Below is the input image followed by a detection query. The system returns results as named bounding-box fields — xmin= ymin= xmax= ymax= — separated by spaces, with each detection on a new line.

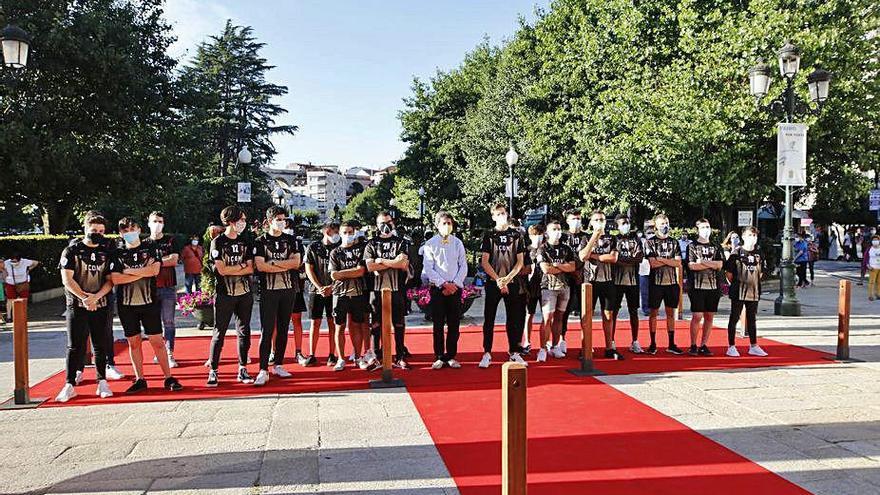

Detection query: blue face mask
xmin=122 ymin=232 xmax=140 ymax=244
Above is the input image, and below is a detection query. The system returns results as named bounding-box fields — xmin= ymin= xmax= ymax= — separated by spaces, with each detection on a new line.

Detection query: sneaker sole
xmin=206 ymin=382 xmax=219 ymax=387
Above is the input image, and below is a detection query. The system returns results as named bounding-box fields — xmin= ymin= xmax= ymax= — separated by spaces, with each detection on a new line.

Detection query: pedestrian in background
xmin=181 ymin=235 xmax=204 ymax=294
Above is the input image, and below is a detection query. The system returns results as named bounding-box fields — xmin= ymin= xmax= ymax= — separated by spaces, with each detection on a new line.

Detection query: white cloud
xmin=163 ymin=0 xmax=236 ymax=62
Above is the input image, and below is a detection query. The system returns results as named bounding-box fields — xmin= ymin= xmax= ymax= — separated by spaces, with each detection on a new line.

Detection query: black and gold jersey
xmin=581 ymin=233 xmax=617 ymax=283
xmin=614 ymin=233 xmax=644 ymax=286
xmin=645 ymin=237 xmax=681 ymax=286
xmin=253 ymin=232 xmax=301 ymax=292
xmin=210 ymin=234 xmax=252 ymax=297
xmin=305 ymin=240 xmax=340 ymax=292
xmin=480 ymin=227 xmax=526 ymax=292
xmin=364 ymin=235 xmax=410 ymax=292
xmin=112 ymin=243 xmax=160 ymax=306
xmin=329 ymin=243 xmax=366 ymax=296
xmin=59 ymin=240 xmax=115 ymax=309
xmin=537 ymin=243 xmax=575 ymax=290
xmin=687 ymin=241 xmax=724 ymax=291
xmin=725 ymin=247 xmax=762 ymax=301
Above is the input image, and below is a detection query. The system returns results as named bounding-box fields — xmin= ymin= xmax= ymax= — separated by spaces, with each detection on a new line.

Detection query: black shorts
xmin=526 ymin=292 xmax=540 ymax=315
xmin=292 ymin=291 xmax=306 ymax=313
xmin=613 ymin=285 xmax=640 ymax=314
xmin=309 ymin=293 xmax=333 ymax=320
xmin=370 ymin=290 xmax=406 ymax=329
xmin=118 ymin=303 xmax=162 ymax=338
xmin=333 ymin=294 xmax=368 ymax=325
xmin=648 ymin=284 xmax=680 ymax=310
xmin=591 ymin=281 xmax=616 ymax=312
xmin=689 ymin=288 xmax=721 ymax=313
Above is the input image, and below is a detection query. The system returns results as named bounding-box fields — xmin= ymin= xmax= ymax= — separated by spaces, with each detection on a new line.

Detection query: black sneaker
xmin=667 ymin=345 xmax=685 ymax=355
xmin=393 ymin=359 xmax=409 ymax=370
xmin=645 ymin=343 xmax=658 ymax=355
xmin=297 ymin=352 xmax=309 ymax=366
xmin=688 ymin=344 xmax=699 ymax=356
xmin=237 ymin=367 xmax=254 ymax=384
xmin=207 ymin=370 xmax=219 ymax=387
xmin=326 ymin=354 xmax=338 ymax=367
xmin=304 ymin=355 xmax=318 ymax=367
xmin=520 ymin=344 xmax=532 ymax=356
xmin=164 ymin=377 xmax=183 ymax=391
xmin=603 ymin=349 xmax=616 ymax=359
xmin=612 ymin=350 xmax=626 ymax=361
xmin=402 ymin=347 xmax=413 ymax=359
xmin=698 ymin=345 xmax=713 ymax=356
xmin=367 ymin=361 xmax=383 ymax=372
xmin=126 ymin=378 xmax=148 ymax=394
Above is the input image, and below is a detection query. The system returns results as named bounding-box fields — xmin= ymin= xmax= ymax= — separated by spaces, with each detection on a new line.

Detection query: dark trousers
xmin=727 ymin=299 xmax=758 ymax=346
xmin=371 ymin=290 xmax=407 ymax=360
xmin=560 ymin=281 xmax=580 ymax=337
xmin=209 ymin=292 xmax=254 ymax=369
xmin=795 ymin=262 xmax=808 ymax=287
xmin=430 ymin=287 xmax=461 ymax=360
xmin=482 ymin=282 xmax=525 ymax=354
xmin=259 ymin=288 xmax=295 ymax=370
xmin=66 ymin=306 xmax=110 ymax=385
xmin=808 ymin=261 xmax=815 ymax=282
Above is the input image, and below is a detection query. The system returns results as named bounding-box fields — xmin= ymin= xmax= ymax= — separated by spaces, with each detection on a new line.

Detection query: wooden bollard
xmin=676 ymin=265 xmax=684 ymax=320
xmin=569 ymin=283 xmax=603 ymax=376
xmin=1 ymin=299 xmax=47 ymax=409
xmin=502 ymin=361 xmax=527 ymax=495
xmin=369 ymin=288 xmax=404 ymax=388
xmin=837 ymin=279 xmax=851 ymax=361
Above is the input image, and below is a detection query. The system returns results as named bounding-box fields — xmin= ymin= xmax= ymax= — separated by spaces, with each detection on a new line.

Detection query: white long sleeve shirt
xmin=421 ymin=234 xmax=468 ymax=288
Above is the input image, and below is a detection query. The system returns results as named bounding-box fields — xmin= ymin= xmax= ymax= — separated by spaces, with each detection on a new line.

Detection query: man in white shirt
xmin=4 ymin=253 xmax=39 ymax=322
xmin=422 ymin=211 xmax=468 ymax=369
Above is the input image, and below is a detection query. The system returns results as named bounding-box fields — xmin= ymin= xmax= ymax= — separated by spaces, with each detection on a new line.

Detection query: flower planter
xmin=193 ymin=304 xmax=214 ymax=330
xmin=418 ymin=295 xmax=478 ymax=321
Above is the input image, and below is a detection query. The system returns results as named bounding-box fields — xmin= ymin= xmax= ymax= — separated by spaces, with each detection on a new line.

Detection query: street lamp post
xmin=505 ymin=145 xmax=519 ymax=217
xmin=748 ymin=41 xmax=832 ymax=316
xmin=417 ymin=186 xmax=426 ymax=228
xmin=1 ymin=25 xmax=31 ymax=69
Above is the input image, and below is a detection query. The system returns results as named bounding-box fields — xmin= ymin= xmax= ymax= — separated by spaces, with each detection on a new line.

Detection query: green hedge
xmin=0 ymin=235 xmax=77 ymax=292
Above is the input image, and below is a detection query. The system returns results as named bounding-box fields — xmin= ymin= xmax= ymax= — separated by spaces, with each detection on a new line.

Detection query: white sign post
xmin=505 ymin=178 xmax=519 ymax=198
xmin=237 ymin=182 xmax=252 ymax=203
xmin=869 ymin=189 xmax=880 ymax=211
xmin=776 ymin=123 xmax=808 ymax=187
xmin=737 ymin=211 xmax=754 ymax=227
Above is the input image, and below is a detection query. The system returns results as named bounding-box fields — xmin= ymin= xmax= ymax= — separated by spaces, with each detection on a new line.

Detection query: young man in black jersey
xmin=687 ymin=218 xmax=724 ymax=356
xmin=110 ymin=217 xmax=182 ymax=393
xmin=145 ymin=211 xmax=180 ymax=368
xmin=536 ymin=219 xmax=576 ymax=362
xmin=559 ymin=209 xmax=585 ymax=351
xmin=282 ymin=218 xmax=309 ymax=366
xmin=252 ymin=206 xmax=302 ymax=385
xmin=523 ymin=224 xmax=545 ymax=355
xmin=364 ymin=211 xmax=410 ymax=369
xmin=55 ymin=214 xmax=117 ymax=402
xmin=304 ymin=221 xmax=340 ymax=366
xmin=479 ymin=203 xmax=528 ymax=368
xmin=207 ymin=206 xmax=255 ymax=386
xmin=329 ymin=220 xmax=368 ymax=371
xmin=725 ymin=226 xmax=768 ymax=357
xmin=645 ymin=213 xmax=684 ymax=355
xmin=612 ymin=213 xmax=644 ymax=354
xmin=579 ymin=210 xmax=622 ymax=359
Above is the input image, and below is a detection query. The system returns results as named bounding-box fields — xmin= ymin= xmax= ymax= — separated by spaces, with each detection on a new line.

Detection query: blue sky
xmin=163 ymin=0 xmax=548 ymax=171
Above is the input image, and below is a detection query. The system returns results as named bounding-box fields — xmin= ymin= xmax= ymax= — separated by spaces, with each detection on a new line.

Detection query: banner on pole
xmin=776 ymin=123 xmax=808 ymax=187
xmin=737 ymin=211 xmax=754 ymax=227
xmin=869 ymin=189 xmax=880 ymax=211
xmin=237 ymin=182 xmax=252 ymax=203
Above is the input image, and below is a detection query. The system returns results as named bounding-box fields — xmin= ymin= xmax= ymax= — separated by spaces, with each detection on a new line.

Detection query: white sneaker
xmin=357 ymin=357 xmax=368 ymax=370
xmin=254 ymin=370 xmax=269 ymax=386
xmin=509 ymin=353 xmax=529 ymax=367
xmin=363 ymin=349 xmax=376 ymax=363
xmin=536 ymin=348 xmax=548 ymax=362
xmin=55 ymin=383 xmax=77 ymax=403
xmin=96 ymin=380 xmax=113 ymax=398
xmin=726 ymin=346 xmax=740 ymax=357
xmin=551 ymin=346 xmax=566 ymax=359
xmin=630 ymin=341 xmax=644 ymax=354
xmin=105 ymin=365 xmax=125 ymax=380
xmin=447 ymin=359 xmax=461 ymax=369
xmin=168 ymin=355 xmax=178 ymax=368
xmin=333 ymin=359 xmax=345 ymax=372
xmin=431 ymin=359 xmax=445 ymax=369
xmin=272 ymin=365 xmax=292 ymax=378
xmin=348 ymin=353 xmax=357 ymax=362
xmin=478 ymin=352 xmax=492 ymax=368
xmin=748 ymin=345 xmax=768 ymax=357
xmin=74 ymin=370 xmax=84 ymax=386
xmin=559 ymin=339 xmax=568 ymax=354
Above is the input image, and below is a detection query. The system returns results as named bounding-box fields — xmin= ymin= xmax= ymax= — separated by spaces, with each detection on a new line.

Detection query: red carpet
xmin=29 ymin=321 xmax=830 ymax=407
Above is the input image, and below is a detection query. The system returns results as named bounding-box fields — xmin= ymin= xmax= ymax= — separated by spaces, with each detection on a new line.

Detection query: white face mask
xmin=191 ymin=239 xmax=199 ymax=246
xmin=743 ymin=235 xmax=758 ymax=251
xmin=327 ymin=233 xmax=340 ymax=243
xmin=283 ymin=228 xmax=295 ymax=236
xmin=341 ymin=233 xmax=356 ymax=245
xmin=568 ymin=219 xmax=581 ymax=231
xmin=698 ymin=227 xmax=712 ymax=240
xmin=148 ymin=221 xmax=163 ymax=234
xmin=272 ymin=220 xmax=287 ymax=232
xmin=618 ymin=223 xmax=631 ymax=235
xmin=547 ymin=231 xmax=562 ymax=243
xmin=529 ymin=235 xmax=542 ymax=248
xmin=872 ymin=240 xmax=879 ymax=248
xmin=591 ymin=219 xmax=605 ymax=231
xmin=234 ymin=221 xmax=247 ymax=234
xmin=437 ymin=224 xmax=453 ymax=236
xmin=493 ymin=214 xmax=508 ymax=228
